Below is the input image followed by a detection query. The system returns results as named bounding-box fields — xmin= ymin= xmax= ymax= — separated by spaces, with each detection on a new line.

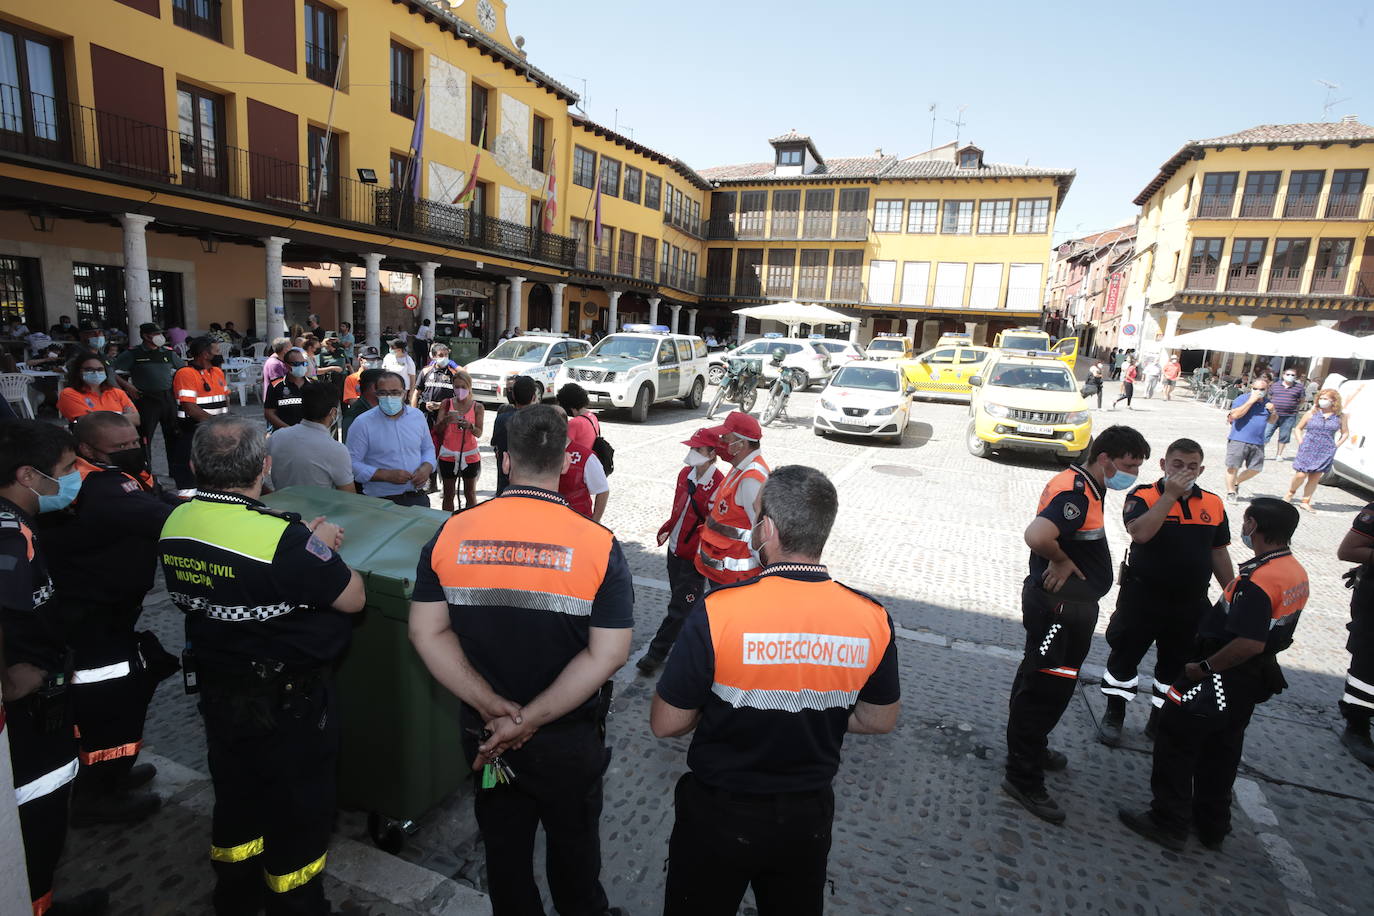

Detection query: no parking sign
xmin=1122 ymin=323 xmax=1137 ymax=338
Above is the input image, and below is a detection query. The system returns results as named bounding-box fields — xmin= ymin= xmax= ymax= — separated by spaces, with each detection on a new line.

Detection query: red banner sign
xmin=1104 ymin=272 xmax=1123 ymax=317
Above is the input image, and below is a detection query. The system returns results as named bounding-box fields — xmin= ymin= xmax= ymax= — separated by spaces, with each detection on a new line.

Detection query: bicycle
xmin=706 ymin=357 xmax=762 ymax=419
xmin=760 ymin=366 xmax=805 ymax=426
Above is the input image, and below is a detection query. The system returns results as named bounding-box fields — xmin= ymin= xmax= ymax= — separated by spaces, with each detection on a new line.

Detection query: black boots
xmin=1341 ymin=717 xmax=1374 ymax=768
xmin=1099 ymin=696 xmax=1125 ymax=746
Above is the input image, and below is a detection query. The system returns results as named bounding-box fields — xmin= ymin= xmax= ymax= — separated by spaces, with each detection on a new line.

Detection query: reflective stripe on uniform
xmin=1039 ymin=666 xmax=1078 ymax=679
xmin=210 ymin=836 xmax=264 ymax=863
xmin=15 ymin=758 xmax=78 ymax=806
xmin=1151 ymin=678 xmax=1171 ymax=708
xmin=168 ymin=591 xmax=299 ymax=622
xmin=1343 ymin=672 xmax=1374 ymax=709
xmin=1068 ymin=529 xmax=1107 ymax=540
xmin=705 ymin=516 xmax=750 ymax=541
xmin=72 ymin=661 xmax=132 ymax=685
xmin=441 ymin=586 xmax=592 ymax=617
xmin=711 ymin=681 xmax=860 ymax=712
xmin=265 ymin=852 xmax=327 ymax=893
xmin=697 ymin=550 xmax=759 ymax=573
xmin=80 ymin=739 xmax=142 ymax=765
xmin=177 ymin=388 xmax=197 ymax=398
xmin=32 ymin=889 xmax=53 ymax=915
xmin=1100 ymin=671 xmax=1137 ymax=699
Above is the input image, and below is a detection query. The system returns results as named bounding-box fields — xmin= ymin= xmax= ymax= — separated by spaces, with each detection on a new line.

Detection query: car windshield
xmin=487 ymin=340 xmax=548 ymax=362
xmin=868 ymin=339 xmax=903 ymax=352
xmin=989 ymin=364 xmax=1074 ymax=391
xmin=831 ymin=366 xmax=899 ymax=391
xmin=589 ymin=336 xmax=657 ymax=361
xmin=1000 ymin=334 xmax=1049 ymax=351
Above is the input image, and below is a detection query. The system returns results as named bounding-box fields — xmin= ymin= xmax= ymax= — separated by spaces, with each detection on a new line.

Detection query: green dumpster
xmin=261 ymin=486 xmax=462 ymax=852
xmin=446 ymin=336 xmax=481 ymax=366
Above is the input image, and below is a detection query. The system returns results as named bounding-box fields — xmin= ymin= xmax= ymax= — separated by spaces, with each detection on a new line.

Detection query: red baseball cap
xmin=706 ymin=411 xmax=762 ymax=442
xmin=681 ymin=428 xmax=722 ymax=449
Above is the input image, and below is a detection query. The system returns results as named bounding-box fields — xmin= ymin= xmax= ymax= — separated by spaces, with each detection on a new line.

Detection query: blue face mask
xmin=1105 ymin=463 xmax=1137 ymax=491
xmin=30 ymin=468 xmax=82 ymax=513
xmin=82 ymin=370 xmax=107 ymax=387
xmin=90 ymin=336 xmax=106 ymax=349
xmin=378 ymin=396 xmax=404 ymax=416
xmin=1241 ymin=525 xmax=1255 ymax=550
xmin=290 ymin=364 xmax=309 ymax=378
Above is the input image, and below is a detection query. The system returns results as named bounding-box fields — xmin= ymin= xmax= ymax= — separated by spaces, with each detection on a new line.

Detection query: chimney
xmin=1342 ymin=114 xmax=1359 ymax=123
xmin=874 ymin=147 xmax=883 ymax=156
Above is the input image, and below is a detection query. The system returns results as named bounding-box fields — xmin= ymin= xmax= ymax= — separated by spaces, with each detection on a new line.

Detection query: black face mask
xmin=107 ymin=447 xmax=147 ymax=476
xmin=211 ymin=355 xmax=225 ymax=368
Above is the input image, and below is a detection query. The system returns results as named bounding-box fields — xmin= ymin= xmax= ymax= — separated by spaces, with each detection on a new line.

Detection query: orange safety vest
xmin=696 ymin=453 xmax=770 ymax=584
xmin=74 ymin=456 xmax=155 ymax=492
xmin=705 ymin=571 xmax=891 ymax=712
xmin=1036 ymin=465 xmax=1105 ymax=542
xmin=173 ymin=365 xmax=230 ymax=421
xmin=1223 ymin=549 xmax=1309 ymax=643
xmin=344 ymin=371 xmax=361 ymax=403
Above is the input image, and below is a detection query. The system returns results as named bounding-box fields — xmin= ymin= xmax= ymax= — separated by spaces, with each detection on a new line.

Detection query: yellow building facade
xmin=1125 ymin=121 xmax=1374 ymax=360
xmin=0 ymin=0 xmax=1067 ymax=351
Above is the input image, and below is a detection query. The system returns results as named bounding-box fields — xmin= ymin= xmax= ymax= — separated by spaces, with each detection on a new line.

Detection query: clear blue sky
xmin=510 ymin=0 xmax=1371 ymax=243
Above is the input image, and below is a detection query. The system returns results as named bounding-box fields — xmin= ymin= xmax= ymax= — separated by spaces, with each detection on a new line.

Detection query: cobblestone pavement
xmin=56 ymin=379 xmax=1374 ymax=914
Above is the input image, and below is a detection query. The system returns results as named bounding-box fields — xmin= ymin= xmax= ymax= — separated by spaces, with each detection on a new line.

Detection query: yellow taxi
xmin=863 ymin=333 xmax=914 ymax=361
xmin=966 ymin=354 xmax=1092 ymax=464
xmin=900 ymin=342 xmax=993 ymax=401
xmin=993 ymin=327 xmax=1080 ymax=372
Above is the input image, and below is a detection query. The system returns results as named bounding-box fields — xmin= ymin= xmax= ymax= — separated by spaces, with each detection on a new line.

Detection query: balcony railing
xmin=1225 ymin=265 xmax=1262 ymax=292
xmin=1326 ymin=194 xmax=1364 ymax=219
xmin=173 ymin=0 xmax=223 ymax=41
xmin=1267 ymin=270 xmax=1303 ymax=293
xmin=1184 ymin=270 xmax=1219 ymax=291
xmin=0 ymin=86 xmax=578 ymax=268
xmin=835 ymin=215 xmax=869 ymax=240
xmin=570 ymin=244 xmax=705 ymax=294
xmin=1283 ymin=194 xmax=1319 ymax=218
xmin=707 ymin=214 xmax=870 ymax=241
xmin=1238 ymin=194 xmax=1275 ymax=218
xmin=306 ymin=43 xmax=338 ymax=85
xmin=1311 ymin=269 xmax=1349 ymax=294
xmin=662 ymin=209 xmax=704 ymax=240
xmin=1196 ymin=197 xmax=1235 ymax=219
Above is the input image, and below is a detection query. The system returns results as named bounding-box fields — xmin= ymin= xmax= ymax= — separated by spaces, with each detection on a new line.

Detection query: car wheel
xmin=707 ymin=365 xmax=724 ymax=386
xmin=681 ymin=376 xmax=705 ymax=409
xmin=629 ymin=383 xmax=653 ymax=422
xmin=1320 ymin=466 xmax=1338 ymax=486
xmin=965 ymin=419 xmax=990 ymax=459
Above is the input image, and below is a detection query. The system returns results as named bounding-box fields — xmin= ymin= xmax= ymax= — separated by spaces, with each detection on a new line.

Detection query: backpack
xmin=592 ymin=435 xmax=615 ymax=476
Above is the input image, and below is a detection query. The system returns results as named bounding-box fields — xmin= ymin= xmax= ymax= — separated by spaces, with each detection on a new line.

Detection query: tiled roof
xmin=769 ymin=129 xmax=812 ymax=145
xmin=1057 ymin=224 xmax=1136 ymax=261
xmin=1133 ymin=121 xmax=1374 ymax=205
xmin=571 ymin=116 xmax=712 ymax=190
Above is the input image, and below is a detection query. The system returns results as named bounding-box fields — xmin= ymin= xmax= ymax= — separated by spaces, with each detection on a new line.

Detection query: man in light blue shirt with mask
xmin=346 ymin=371 xmax=436 ymax=506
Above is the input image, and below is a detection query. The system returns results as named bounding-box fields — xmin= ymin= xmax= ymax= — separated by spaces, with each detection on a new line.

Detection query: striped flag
xmin=592 ymin=164 xmax=602 ymax=245
xmin=453 ymin=123 xmax=485 ymax=207
xmin=406 ymin=86 xmax=426 ymax=201
xmin=541 ymin=139 xmax=558 ymax=232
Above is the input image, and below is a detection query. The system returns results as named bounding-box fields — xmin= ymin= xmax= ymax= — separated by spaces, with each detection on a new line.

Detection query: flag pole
xmin=315 ymin=34 xmax=348 ymax=212
xmin=401 ymin=77 xmax=427 ymax=201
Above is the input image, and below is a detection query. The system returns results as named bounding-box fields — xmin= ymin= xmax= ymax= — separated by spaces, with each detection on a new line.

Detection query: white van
xmin=1327 ymin=375 xmax=1374 ymax=491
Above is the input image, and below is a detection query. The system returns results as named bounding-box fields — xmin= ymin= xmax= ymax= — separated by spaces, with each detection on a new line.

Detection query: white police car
xmin=466 ymin=333 xmax=592 ymax=404
xmin=554 ymin=325 xmax=710 ymax=422
xmin=706 ymin=333 xmax=832 ymax=391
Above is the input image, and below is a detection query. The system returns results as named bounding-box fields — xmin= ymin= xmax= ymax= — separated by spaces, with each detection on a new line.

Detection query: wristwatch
xmin=1199 ymin=659 xmax=1214 ymax=675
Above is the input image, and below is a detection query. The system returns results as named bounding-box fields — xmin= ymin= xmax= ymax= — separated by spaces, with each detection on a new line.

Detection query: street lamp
xmin=27 ymin=210 xmax=54 ymax=232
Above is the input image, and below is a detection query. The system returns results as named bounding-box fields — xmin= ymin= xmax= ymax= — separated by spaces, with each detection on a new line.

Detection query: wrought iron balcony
xmin=1282 ymin=194 xmax=1319 ymax=218
xmin=1238 ymin=194 xmax=1275 ymax=218
xmin=662 ymin=209 xmax=704 ymax=240
xmin=706 ymin=214 xmax=869 ymax=241
xmin=1325 ymin=194 xmax=1364 ymax=219
xmin=306 ymin=43 xmax=339 ymax=85
xmin=1195 ymin=197 xmax=1235 ymax=219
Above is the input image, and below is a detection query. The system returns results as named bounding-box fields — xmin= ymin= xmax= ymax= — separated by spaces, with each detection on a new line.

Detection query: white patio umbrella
xmin=1352 ymin=335 xmax=1374 ymax=360
xmin=1164 ymin=325 xmax=1235 ymax=350
xmin=733 ymin=301 xmax=861 ymax=327
xmin=1270 ymin=325 xmax=1362 ymax=359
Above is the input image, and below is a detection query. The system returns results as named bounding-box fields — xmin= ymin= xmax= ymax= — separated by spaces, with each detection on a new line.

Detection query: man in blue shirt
xmin=1224 ymin=376 xmax=1276 ymax=502
xmin=345 ymin=371 xmax=436 ymax=506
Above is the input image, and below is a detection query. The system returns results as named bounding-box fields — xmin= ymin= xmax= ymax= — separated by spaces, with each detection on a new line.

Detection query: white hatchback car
xmin=813 ymin=362 xmax=914 ymax=443
xmin=707 ymin=337 xmax=831 ymax=391
xmin=466 ymin=334 xmax=592 ymax=404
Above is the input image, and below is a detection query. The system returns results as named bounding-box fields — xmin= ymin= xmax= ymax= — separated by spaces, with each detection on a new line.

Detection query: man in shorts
xmin=1161 ymin=355 xmax=1182 ymax=401
xmin=1224 ymin=375 xmax=1276 ymax=502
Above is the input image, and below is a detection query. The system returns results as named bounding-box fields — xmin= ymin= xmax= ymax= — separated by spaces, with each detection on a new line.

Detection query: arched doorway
xmin=527 ymin=283 xmax=552 ymax=331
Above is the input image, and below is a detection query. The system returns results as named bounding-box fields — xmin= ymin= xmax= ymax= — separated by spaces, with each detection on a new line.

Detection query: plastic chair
xmin=245 ymin=341 xmax=268 ymax=359
xmin=1 ymin=373 xmax=35 ymax=418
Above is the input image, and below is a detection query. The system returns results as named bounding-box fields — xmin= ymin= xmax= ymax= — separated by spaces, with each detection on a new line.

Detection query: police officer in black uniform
xmin=38 ymin=411 xmax=183 ymax=825
xmin=0 ymin=419 xmax=108 ymax=915
xmin=159 ymin=415 xmax=364 ymax=915
xmin=1337 ymin=501 xmax=1374 ymax=766
xmin=1098 ymin=438 xmax=1234 ymax=745
xmin=112 ymin=322 xmax=184 ymax=472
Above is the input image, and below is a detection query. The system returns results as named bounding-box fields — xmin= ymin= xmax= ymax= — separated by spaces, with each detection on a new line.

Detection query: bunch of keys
xmin=468 ymin=727 xmax=515 ymax=790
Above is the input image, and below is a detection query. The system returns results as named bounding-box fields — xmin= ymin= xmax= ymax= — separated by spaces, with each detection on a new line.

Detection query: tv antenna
xmin=945 ymin=105 xmax=968 ymax=145
xmin=1317 ymin=79 xmax=1350 ymax=121
xmin=928 ymin=103 xmax=938 ymax=151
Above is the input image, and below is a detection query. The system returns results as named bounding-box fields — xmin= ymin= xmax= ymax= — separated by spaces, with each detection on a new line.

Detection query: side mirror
xmin=919 ymin=355 xmax=930 ymax=363
xmin=905 ymin=385 xmax=916 ymax=396
xmin=548 ymin=356 xmax=563 ymax=366
xmin=969 ymin=376 xmax=983 ymax=387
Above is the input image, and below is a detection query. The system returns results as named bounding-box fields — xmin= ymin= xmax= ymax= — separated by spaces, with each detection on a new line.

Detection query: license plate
xmin=473 ymin=384 xmax=495 ymax=393
xmin=1019 ymin=423 xmax=1055 ymax=435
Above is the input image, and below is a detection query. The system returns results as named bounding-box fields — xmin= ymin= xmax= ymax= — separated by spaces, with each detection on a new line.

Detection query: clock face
xmin=477 ymin=0 xmax=496 ymax=31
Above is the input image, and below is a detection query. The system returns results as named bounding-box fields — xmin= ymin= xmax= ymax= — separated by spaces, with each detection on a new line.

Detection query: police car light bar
xmin=623 ymin=324 xmax=671 ymax=334
xmin=808 ymin=333 xmax=824 ymax=339
xmin=763 ymin=332 xmax=784 ymax=339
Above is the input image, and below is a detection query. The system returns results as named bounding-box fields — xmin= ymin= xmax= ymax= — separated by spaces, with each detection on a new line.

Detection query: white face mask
xmin=151 ymin=334 xmax=166 ymax=347
xmin=1318 ymin=398 xmax=1333 ymax=409
xmin=684 ymin=450 xmax=712 ymax=468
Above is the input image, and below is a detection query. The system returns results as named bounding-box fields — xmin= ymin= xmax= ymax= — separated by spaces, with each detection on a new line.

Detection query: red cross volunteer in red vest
xmin=695 ymin=412 xmax=769 ymax=588
xmin=653 ymin=465 xmax=900 ymax=916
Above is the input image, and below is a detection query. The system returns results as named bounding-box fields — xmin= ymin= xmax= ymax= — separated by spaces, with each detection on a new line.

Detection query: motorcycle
xmin=706 ymin=357 xmax=762 ymax=419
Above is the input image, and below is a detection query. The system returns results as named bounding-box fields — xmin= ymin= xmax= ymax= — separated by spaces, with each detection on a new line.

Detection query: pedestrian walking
xmin=1083 ymin=362 xmax=1104 ymax=408
xmin=696 ymin=411 xmax=770 ymax=588
xmin=1142 ymin=359 xmax=1162 ymax=399
xmin=1285 ymin=388 xmax=1349 ymax=511
xmin=1003 ymin=425 xmax=1149 ymax=825
xmin=1112 ymin=358 xmax=1137 ymax=409
xmin=345 ymin=372 xmax=436 ymax=506
xmin=1161 ymin=355 xmax=1182 ymax=400
xmin=112 ymin=322 xmax=184 ymax=474
xmin=635 ymin=428 xmax=724 ymax=675
xmin=1119 ymin=497 xmax=1307 ymax=852
xmin=1098 ymin=438 xmax=1234 ymax=744
xmin=170 ymin=337 xmax=229 ymax=489
xmin=1223 ymin=375 xmax=1276 ymax=502
xmin=0 ymin=419 xmax=111 ymax=915
xmin=491 ymin=376 xmax=538 ymax=497
xmin=1264 ymin=369 xmax=1307 ymax=460
xmin=160 ymin=416 xmax=365 ymax=914
xmin=412 ymin=318 xmax=434 ymax=369
xmin=652 ymin=465 xmax=899 ymax=916
xmin=433 ymin=369 xmax=485 ymax=512
xmin=266 ymin=383 xmax=355 ymax=492
xmin=1111 ymin=348 xmax=1125 ymax=380
xmin=1337 ymin=503 xmax=1374 ymax=767
xmin=408 ymin=404 xmax=634 ymax=916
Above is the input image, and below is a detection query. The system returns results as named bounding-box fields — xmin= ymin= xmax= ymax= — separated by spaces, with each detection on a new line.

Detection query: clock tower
xmin=441 ymin=0 xmax=517 ymax=50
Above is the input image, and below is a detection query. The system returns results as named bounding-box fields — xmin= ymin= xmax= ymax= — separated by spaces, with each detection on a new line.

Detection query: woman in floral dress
xmin=1287 ymin=388 xmax=1350 ymax=511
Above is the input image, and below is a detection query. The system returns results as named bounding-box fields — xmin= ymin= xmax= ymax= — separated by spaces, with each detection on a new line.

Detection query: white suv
xmin=466 ymin=334 xmax=592 ymax=404
xmin=707 ymin=337 xmax=832 ymax=391
xmin=555 ymin=328 xmax=710 ymax=422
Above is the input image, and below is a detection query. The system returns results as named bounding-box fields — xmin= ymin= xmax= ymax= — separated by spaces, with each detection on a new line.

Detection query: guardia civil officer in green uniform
xmin=112 ymin=322 xmax=184 ymax=473
xmin=159 ymin=415 xmax=365 ymax=915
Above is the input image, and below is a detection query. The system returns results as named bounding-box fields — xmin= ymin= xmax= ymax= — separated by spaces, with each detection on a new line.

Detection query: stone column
xmin=419 ymin=261 xmax=440 ymax=329
xmin=496 ymin=283 xmax=510 ymax=338
xmin=363 ymin=252 xmax=383 ymax=348
xmin=687 ymin=308 xmax=698 ymax=337
xmin=608 ymin=289 xmax=622 ymax=333
xmin=551 ymin=282 xmax=567 ymax=335
xmin=261 ymin=235 xmax=289 ymax=339
xmin=118 ymin=214 xmax=155 ymax=338
xmin=337 ymin=261 xmax=354 ymax=332
xmin=648 ymin=296 xmax=662 ymax=327
xmin=848 ymin=317 xmax=861 ymax=344
xmin=670 ymin=304 xmax=682 ymax=334
xmin=920 ymin=319 xmax=939 ymax=350
xmin=1230 ymin=314 xmax=1257 ymax=375
xmin=508 ymin=275 xmax=526 ymax=333
xmin=736 ymin=312 xmax=747 ymax=342
xmin=1161 ymin=309 xmax=1182 ymax=357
